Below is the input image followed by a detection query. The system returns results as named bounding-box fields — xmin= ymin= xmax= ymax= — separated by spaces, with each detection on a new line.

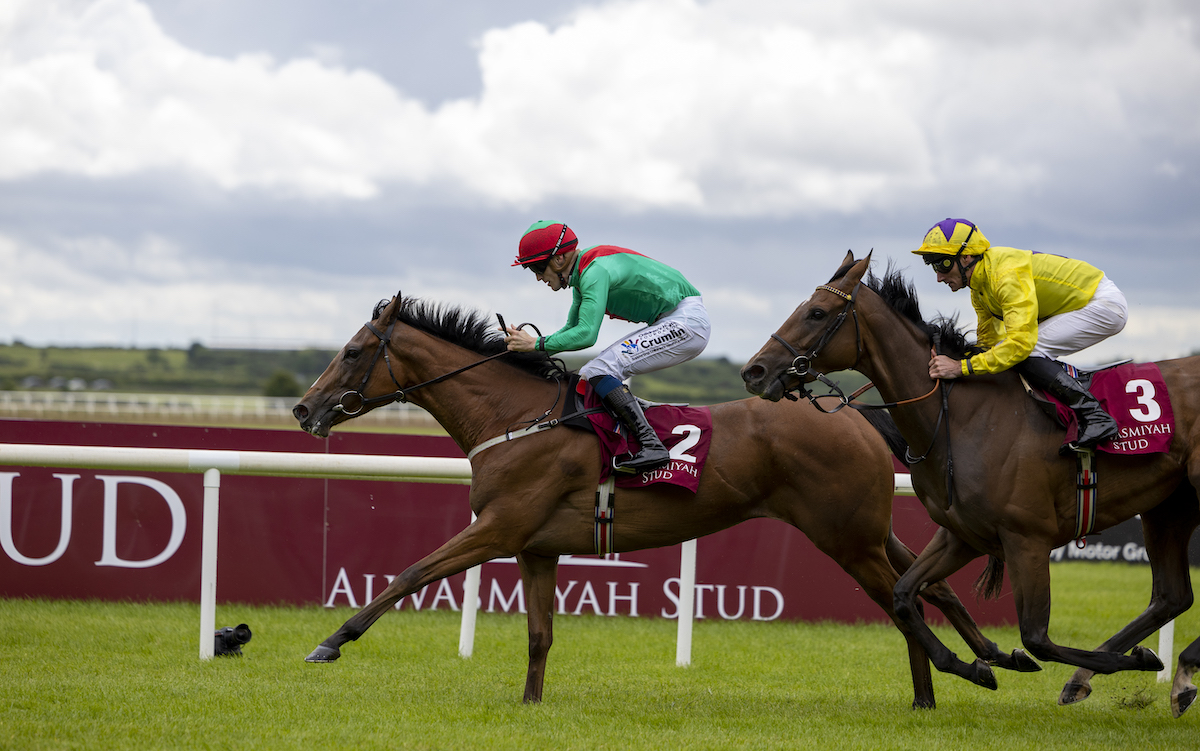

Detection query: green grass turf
xmin=2 ymin=562 xmax=1198 ymax=750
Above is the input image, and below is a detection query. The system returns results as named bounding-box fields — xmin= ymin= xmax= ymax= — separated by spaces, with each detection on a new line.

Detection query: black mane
xmin=845 ymin=260 xmax=980 ymax=360
xmin=385 ymin=297 xmax=567 ymax=381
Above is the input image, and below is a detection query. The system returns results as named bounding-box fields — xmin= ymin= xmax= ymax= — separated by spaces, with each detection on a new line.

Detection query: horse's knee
xmin=893 ymin=586 xmax=924 ymax=623
xmin=1019 ymin=632 xmax=1057 ymax=663
xmin=1168 ymin=590 xmax=1195 ymax=620
xmin=528 ymin=630 xmax=552 ymax=660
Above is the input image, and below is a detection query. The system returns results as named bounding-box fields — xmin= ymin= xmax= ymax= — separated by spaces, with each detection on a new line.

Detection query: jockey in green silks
xmin=505 ymin=220 xmax=710 ymax=473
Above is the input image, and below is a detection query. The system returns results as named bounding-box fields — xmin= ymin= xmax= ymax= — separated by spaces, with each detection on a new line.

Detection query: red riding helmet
xmin=512 ymin=221 xmax=578 ymax=267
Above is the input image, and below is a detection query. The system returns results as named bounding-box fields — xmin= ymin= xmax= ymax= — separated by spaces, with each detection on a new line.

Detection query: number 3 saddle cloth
xmin=1032 ymin=361 xmax=1175 ymax=455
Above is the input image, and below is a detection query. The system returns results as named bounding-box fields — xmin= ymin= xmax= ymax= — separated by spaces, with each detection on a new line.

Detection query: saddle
xmin=559 ymin=376 xmax=713 ymax=492
xmin=1021 ymin=361 xmax=1175 ymax=455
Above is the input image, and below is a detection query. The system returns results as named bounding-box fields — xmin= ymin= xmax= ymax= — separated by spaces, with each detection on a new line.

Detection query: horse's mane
xmin=828 ymin=259 xmax=980 ymax=360
xmin=383 ymin=297 xmax=567 ymax=381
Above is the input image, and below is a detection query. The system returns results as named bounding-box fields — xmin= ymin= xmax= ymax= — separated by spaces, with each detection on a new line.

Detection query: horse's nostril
xmin=741 ymin=364 xmax=765 ymax=383
xmin=293 ymin=404 xmax=308 ymax=421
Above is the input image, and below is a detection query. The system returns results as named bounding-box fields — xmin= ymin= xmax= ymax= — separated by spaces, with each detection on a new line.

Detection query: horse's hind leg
xmin=828 ymin=544 xmax=937 ymax=709
xmin=1171 ymin=635 xmax=1200 ymax=717
xmin=517 ymin=551 xmax=559 ymax=703
xmin=885 ymin=532 xmax=1041 ymax=674
xmin=306 ymin=520 xmax=512 ymax=663
xmin=1060 ymin=490 xmax=1198 ymax=706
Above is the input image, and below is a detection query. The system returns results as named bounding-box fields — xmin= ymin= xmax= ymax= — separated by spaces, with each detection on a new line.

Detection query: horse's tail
xmin=857 ymin=407 xmax=910 ymax=467
xmin=972 ymin=555 xmax=1006 ymax=600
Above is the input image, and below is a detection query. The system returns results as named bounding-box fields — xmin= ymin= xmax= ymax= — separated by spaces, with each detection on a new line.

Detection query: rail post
xmin=199 ymin=468 xmax=221 ymax=659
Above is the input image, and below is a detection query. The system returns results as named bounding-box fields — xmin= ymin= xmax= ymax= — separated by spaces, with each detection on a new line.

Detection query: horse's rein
xmin=336 ymin=316 xmax=574 ymax=461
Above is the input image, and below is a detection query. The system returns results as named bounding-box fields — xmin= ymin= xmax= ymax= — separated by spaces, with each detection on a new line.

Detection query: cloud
xmin=0 ymin=0 xmax=1197 ymax=365
xmin=3 ymin=0 xmax=1197 ymax=216
xmin=0 ymin=230 xmax=360 ymax=347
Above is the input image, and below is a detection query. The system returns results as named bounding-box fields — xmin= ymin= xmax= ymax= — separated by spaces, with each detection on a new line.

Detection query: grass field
xmin=2 ymin=562 xmax=1198 ymax=750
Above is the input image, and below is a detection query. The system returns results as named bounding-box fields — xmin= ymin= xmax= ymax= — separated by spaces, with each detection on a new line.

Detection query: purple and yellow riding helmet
xmin=911 ymin=218 xmax=990 ymax=274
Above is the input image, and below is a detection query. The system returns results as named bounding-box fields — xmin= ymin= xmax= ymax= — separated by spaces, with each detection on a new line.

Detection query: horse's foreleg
xmin=517 ymin=551 xmax=559 ymax=703
xmin=1003 ymin=536 xmax=1164 ymax=678
xmin=893 ymin=528 xmax=998 ymax=690
xmin=886 ymin=532 xmax=1040 ymax=674
xmin=1060 ymin=495 xmax=1198 ymax=706
xmin=306 ymin=518 xmax=514 ymax=663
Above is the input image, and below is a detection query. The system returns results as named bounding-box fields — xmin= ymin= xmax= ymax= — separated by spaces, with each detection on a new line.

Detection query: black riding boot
xmin=1017 ymin=356 xmax=1119 ymax=450
xmin=601 ymin=385 xmax=670 ymax=473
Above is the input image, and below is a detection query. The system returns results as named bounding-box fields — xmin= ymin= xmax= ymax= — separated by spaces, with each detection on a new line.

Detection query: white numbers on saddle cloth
xmin=1126 ymin=378 xmax=1162 ymax=423
xmin=669 ymin=424 xmax=702 ymax=463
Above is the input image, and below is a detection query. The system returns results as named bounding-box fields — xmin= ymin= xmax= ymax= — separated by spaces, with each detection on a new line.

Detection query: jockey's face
xmin=531 ymin=251 xmax=574 ymax=291
xmin=933 ymin=255 xmax=976 ymax=292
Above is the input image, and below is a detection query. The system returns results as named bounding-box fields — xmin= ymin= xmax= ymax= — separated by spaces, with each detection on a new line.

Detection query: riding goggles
xmin=924 ymin=255 xmax=958 ymax=274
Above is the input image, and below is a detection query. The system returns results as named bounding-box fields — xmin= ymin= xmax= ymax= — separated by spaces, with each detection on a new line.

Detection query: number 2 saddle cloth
xmin=1028 ymin=361 xmax=1175 ymax=455
xmin=559 ymin=376 xmax=713 ymax=492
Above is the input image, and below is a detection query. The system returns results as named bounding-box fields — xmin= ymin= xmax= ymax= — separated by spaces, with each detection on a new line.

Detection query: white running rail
xmin=4 ymin=444 xmax=1033 ymax=672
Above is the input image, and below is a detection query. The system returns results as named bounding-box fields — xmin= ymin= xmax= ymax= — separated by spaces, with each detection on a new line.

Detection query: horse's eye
xmin=345 ymin=348 xmax=361 ymax=361
xmin=809 ymin=308 xmax=827 ymax=321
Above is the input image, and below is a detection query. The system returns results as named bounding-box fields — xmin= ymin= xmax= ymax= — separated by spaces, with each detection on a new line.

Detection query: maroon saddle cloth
xmin=568 ymin=379 xmax=713 ymax=492
xmin=1037 ymin=361 xmax=1175 ymax=455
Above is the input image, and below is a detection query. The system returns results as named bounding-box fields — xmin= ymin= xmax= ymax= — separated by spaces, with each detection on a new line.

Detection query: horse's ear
xmin=372 ymin=292 xmax=403 ymax=323
xmin=842 ymin=251 xmax=872 ymax=289
xmin=390 ymin=291 xmax=402 ymax=323
xmin=841 ymin=249 xmax=855 ymax=267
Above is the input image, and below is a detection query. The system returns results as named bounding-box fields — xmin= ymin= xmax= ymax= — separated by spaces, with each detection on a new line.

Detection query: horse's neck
xmin=857 ymin=300 xmax=948 ymax=437
xmin=400 ymin=339 xmax=560 ymax=454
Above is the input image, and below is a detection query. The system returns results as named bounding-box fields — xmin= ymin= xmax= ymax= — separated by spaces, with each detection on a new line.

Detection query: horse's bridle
xmin=769 ymin=283 xmax=864 ymax=412
xmin=333 ymin=313 xmax=511 ymax=417
xmin=771 ymin=283 xmax=958 ymax=504
xmin=770 ymin=281 xmax=944 ymax=415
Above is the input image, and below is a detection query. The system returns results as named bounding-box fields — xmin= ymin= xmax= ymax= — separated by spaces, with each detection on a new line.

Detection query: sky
xmin=1 ymin=0 xmax=1198 ymax=368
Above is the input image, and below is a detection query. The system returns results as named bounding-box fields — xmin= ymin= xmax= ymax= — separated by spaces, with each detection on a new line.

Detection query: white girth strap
xmin=466 ymin=420 xmax=560 ymax=461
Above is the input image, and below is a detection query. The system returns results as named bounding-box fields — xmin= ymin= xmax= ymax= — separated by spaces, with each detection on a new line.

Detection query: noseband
xmin=769 ymin=283 xmax=863 ymax=412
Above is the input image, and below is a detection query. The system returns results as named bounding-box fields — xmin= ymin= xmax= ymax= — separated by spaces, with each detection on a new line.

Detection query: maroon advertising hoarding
xmin=0 ymin=418 xmax=1014 ymax=625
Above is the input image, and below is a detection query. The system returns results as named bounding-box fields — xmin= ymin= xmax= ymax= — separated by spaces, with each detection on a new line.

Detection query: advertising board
xmin=1 ymin=419 xmax=1015 ymax=625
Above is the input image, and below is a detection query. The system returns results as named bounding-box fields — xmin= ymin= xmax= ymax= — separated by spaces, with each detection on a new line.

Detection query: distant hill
xmin=0 ymin=342 xmax=873 ymax=406
xmin=0 ymin=342 xmax=336 ymax=397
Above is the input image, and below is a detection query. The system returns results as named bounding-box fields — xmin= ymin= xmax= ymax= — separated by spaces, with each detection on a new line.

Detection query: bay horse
xmin=291 ymin=292 xmax=1037 ymax=709
xmin=741 ymin=250 xmax=1200 ymax=717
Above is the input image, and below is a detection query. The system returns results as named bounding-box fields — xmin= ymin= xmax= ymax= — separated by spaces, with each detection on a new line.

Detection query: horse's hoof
xmin=911 ymin=697 xmax=936 ymax=710
xmin=1009 ymin=649 xmax=1042 ymax=673
xmin=305 ymin=645 xmax=341 ymax=663
xmin=1058 ymin=681 xmax=1092 ymax=705
xmin=1172 ymin=687 xmax=1196 ymax=718
xmin=971 ymin=659 xmax=998 ymax=691
xmin=1131 ymin=645 xmax=1164 ymax=672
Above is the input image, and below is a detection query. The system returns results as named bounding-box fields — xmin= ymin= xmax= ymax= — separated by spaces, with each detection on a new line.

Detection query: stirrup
xmin=612 ymin=450 xmax=670 ymax=475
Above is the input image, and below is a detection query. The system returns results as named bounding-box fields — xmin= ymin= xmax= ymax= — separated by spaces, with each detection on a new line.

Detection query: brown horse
xmin=741 ymin=251 xmax=1200 ymax=717
xmin=291 ymin=292 xmax=1036 ymax=708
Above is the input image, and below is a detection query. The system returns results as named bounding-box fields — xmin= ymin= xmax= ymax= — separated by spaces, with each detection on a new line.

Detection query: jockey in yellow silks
xmin=914 ymin=218 xmax=1127 ymax=450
